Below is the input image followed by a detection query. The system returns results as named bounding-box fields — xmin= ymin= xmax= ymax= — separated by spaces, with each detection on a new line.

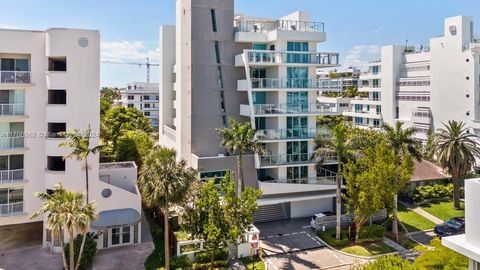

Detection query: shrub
xmin=170 ymin=255 xmax=191 ymax=269
xmin=64 ymin=232 xmax=98 ymax=270
xmin=351 ymin=255 xmax=417 ymax=270
xmin=194 ymin=248 xmax=229 ymax=264
xmin=413 ymin=184 xmax=453 ymax=202
xmin=317 ymin=228 xmax=349 ymax=247
xmin=358 ymin=224 xmax=385 ymax=242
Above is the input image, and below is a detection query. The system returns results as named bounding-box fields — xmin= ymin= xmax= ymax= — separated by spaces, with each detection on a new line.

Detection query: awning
xmin=90 ymin=208 xmax=141 ymax=229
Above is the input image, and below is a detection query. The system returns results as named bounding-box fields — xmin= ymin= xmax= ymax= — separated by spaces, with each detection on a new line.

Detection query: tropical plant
xmin=217 ymin=118 xmax=266 ymax=197
xmin=64 ymin=232 xmax=97 ymax=270
xmin=59 ymin=126 xmax=101 ymax=203
xmin=138 ymin=147 xmax=197 ymax=270
xmin=382 ymin=121 xmax=420 ymax=241
xmin=312 ymin=122 xmax=357 ymax=240
xmin=432 ymin=120 xmax=480 ymax=209
xmin=413 ymin=238 xmax=468 ymax=269
xmin=31 ymin=184 xmax=96 ymax=270
xmin=114 ymin=130 xmax=154 ymax=167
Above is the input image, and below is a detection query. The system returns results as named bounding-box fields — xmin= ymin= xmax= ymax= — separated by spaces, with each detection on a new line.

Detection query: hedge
xmin=64 ymin=232 xmax=97 ymax=270
xmin=358 ymin=224 xmax=385 ymax=243
xmin=413 ymin=184 xmax=453 ymax=202
xmin=317 ymin=228 xmax=349 ymax=247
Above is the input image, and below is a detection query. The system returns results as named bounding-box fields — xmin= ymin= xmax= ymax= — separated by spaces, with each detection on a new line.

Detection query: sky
xmin=1 ymin=0 xmax=479 ymax=87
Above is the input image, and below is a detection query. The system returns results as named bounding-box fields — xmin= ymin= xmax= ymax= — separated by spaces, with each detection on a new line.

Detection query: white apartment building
xmin=115 ymin=82 xmax=160 ymax=128
xmin=159 ymin=0 xmax=342 ymax=222
xmin=0 ymin=28 xmax=142 ymax=250
xmin=346 ymin=16 xmax=480 ymax=137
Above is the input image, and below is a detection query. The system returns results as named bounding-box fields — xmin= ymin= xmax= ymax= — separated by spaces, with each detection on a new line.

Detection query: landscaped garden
xmin=419 ymin=199 xmax=465 ymax=221
xmin=396 ymin=203 xmax=436 ymax=232
xmin=240 ymin=256 xmax=265 ymax=270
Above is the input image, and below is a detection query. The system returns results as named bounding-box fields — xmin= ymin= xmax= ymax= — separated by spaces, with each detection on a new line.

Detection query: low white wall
xmin=290 ymin=197 xmax=333 ymax=219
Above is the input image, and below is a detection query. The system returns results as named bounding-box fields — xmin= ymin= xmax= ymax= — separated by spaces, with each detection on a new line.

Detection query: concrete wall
xmin=290 ymin=198 xmax=332 ymax=219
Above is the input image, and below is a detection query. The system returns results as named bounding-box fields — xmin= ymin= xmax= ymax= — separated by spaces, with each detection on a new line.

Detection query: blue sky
xmin=1 ymin=0 xmax=479 ymax=87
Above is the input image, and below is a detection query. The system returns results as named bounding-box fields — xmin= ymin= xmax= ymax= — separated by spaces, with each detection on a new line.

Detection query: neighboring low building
xmin=443 ymin=178 xmax=480 ymax=269
xmin=115 ymin=82 xmax=160 ymax=128
xmin=409 ymin=160 xmax=449 ymax=190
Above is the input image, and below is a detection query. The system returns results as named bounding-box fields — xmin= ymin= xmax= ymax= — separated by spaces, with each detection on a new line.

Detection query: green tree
xmin=115 ymin=130 xmax=154 ymax=167
xmin=182 ymin=172 xmax=261 ymax=263
xmin=31 ymin=184 xmax=96 ymax=270
xmin=432 ymin=120 xmax=480 ymax=209
xmin=312 ymin=122 xmax=357 ymax=240
xmin=316 ymin=115 xmax=345 ymax=129
xmin=344 ymin=141 xmax=397 ymax=244
xmin=423 ymin=129 xmax=436 ymax=162
xmin=351 ymin=255 xmax=417 ymax=270
xmin=382 ymin=121 xmax=420 ymax=241
xmin=100 ymin=87 xmax=120 ymax=118
xmin=217 ymin=118 xmax=266 ymax=197
xmin=413 ymin=238 xmax=468 ymax=269
xmin=138 ymin=147 xmax=197 ymax=270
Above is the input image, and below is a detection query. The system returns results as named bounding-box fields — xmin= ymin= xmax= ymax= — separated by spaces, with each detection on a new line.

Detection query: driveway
xmin=0 ymin=245 xmax=63 ymax=270
xmin=256 ymin=218 xmax=324 ymax=256
xmin=265 ymin=247 xmax=369 ymax=270
xmin=93 ymin=242 xmax=154 ymax=270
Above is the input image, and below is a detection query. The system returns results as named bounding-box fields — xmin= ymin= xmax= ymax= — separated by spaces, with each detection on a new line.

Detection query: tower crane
xmin=101 ymin=57 xmax=159 ymax=83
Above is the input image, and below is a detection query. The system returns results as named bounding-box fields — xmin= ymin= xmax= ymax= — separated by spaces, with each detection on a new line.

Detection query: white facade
xmin=115 ymin=82 xmax=160 ymax=128
xmin=346 ymin=16 xmax=480 ymax=137
xmin=0 ymin=28 xmax=141 ymax=250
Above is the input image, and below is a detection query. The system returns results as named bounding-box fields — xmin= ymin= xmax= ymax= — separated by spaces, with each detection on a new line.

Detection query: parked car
xmin=310 ymin=212 xmax=326 ymax=229
xmin=434 ymin=217 xmax=465 ymax=238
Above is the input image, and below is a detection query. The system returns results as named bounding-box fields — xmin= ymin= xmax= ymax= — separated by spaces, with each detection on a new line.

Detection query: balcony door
xmin=286 ymin=116 xmax=307 ymax=138
xmin=287 ymin=42 xmax=308 ymax=63
xmin=287 ymin=141 xmax=308 ymax=162
xmin=287 ymin=67 xmax=308 ymax=88
xmin=287 ymin=166 xmax=308 ymax=181
xmin=287 ymin=92 xmax=308 ymax=113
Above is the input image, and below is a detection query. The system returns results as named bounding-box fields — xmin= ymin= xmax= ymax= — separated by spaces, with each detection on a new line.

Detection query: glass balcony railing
xmin=262 ymin=176 xmax=337 ymax=185
xmin=253 ymin=103 xmax=337 ymax=115
xmin=250 ymin=78 xmax=341 ymax=90
xmin=0 ymin=104 xmax=25 ymax=116
xmin=255 ymin=127 xmax=330 ymax=141
xmin=234 ymin=19 xmax=324 ymax=33
xmin=0 ymin=137 xmax=25 ymax=150
xmin=0 ymin=169 xmax=24 ymax=184
xmin=245 ymin=50 xmax=339 ymax=66
xmin=0 ymin=201 xmax=23 ymax=217
xmin=260 ymin=153 xmax=336 ymax=167
xmin=0 ymin=71 xmax=30 ymax=84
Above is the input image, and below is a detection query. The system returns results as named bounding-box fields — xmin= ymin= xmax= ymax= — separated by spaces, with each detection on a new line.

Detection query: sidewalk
xmin=399 ymin=201 xmax=444 ymax=225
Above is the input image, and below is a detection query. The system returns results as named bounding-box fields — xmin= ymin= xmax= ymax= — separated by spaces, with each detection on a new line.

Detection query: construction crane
xmin=101 ymin=57 xmax=159 ymax=83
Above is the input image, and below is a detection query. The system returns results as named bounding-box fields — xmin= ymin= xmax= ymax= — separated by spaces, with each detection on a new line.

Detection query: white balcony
xmin=0 ymin=169 xmax=25 ymax=185
xmin=0 ymin=104 xmax=25 ymax=117
xmin=343 ymin=110 xmax=382 ymax=119
xmin=0 ymin=201 xmax=24 ymax=217
xmin=0 ymin=71 xmax=31 ymax=85
xmin=0 ymin=137 xmax=25 ymax=151
xmin=360 ymin=72 xmax=381 ymax=80
xmin=350 ymin=97 xmax=381 ymax=105
xmin=411 ymin=109 xmax=432 ymax=124
xmin=239 ymin=78 xmax=342 ymax=91
xmin=358 ymin=85 xmax=381 ymax=92
xmin=242 ymin=103 xmax=338 ymax=117
xmin=259 ymin=153 xmax=336 ymax=168
xmin=236 ymin=50 xmax=339 ymax=67
xmin=255 ymin=127 xmax=329 ymax=142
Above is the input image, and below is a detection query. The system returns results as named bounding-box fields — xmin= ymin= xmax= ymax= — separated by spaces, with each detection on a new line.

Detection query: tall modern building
xmin=0 ymin=28 xmax=142 ymax=250
xmin=346 ymin=16 xmax=480 ymax=138
xmin=159 ymin=0 xmax=342 ymax=222
xmin=115 ymin=82 xmax=160 ymax=128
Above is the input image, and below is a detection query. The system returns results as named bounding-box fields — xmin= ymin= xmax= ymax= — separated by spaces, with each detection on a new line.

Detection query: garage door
xmin=0 ymin=221 xmax=43 ymax=250
xmin=290 ymin=198 xmax=333 ymax=219
xmin=254 ymin=203 xmax=290 ymax=223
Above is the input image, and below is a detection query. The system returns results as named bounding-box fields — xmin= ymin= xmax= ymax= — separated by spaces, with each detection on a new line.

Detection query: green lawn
xmin=340 ymin=241 xmax=395 ymax=256
xmin=397 ymin=203 xmax=436 ymax=232
xmin=420 ymin=200 xmax=465 ymax=221
xmin=240 ymin=257 xmax=265 ymax=270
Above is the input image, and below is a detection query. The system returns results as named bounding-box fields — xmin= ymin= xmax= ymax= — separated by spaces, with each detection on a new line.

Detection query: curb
xmin=315 ymin=235 xmax=399 ymax=260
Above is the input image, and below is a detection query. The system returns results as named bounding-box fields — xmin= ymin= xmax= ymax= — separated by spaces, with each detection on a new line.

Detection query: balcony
xmin=0 ymin=71 xmax=30 ymax=85
xmin=0 ymin=104 xmax=25 ymax=116
xmin=351 ymin=97 xmax=381 ymax=105
xmin=250 ymin=103 xmax=338 ymax=116
xmin=343 ymin=110 xmax=382 ymax=119
xmin=262 ymin=176 xmax=336 ymax=185
xmin=0 ymin=137 xmax=24 ymax=150
xmin=358 ymin=84 xmax=381 ymax=92
xmin=236 ymin=50 xmax=339 ymax=67
xmin=0 ymin=169 xmax=24 ymax=184
xmin=245 ymin=78 xmax=342 ymax=91
xmin=411 ymin=108 xmax=432 ymax=124
xmin=255 ymin=127 xmax=329 ymax=141
xmin=260 ymin=153 xmax=336 ymax=167
xmin=0 ymin=201 xmax=23 ymax=217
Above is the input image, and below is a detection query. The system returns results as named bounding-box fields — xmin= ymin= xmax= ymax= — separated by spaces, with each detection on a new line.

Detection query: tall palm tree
xmin=31 ymin=183 xmax=96 ymax=270
xmin=217 ymin=118 xmax=266 ymax=197
xmin=59 ymin=125 xmax=101 ymax=203
xmin=432 ymin=120 xmax=480 ymax=209
xmin=138 ymin=147 xmax=197 ymax=270
xmin=312 ymin=122 xmax=357 ymax=240
xmin=382 ymin=121 xmax=421 ymax=241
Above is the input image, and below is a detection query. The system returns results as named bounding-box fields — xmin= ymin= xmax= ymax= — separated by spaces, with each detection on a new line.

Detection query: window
xmin=210 ymin=9 xmax=217 ymax=32
xmin=48 ymin=90 xmax=66 ymax=105
xmin=143 ymin=95 xmax=150 ymax=100
xmin=216 ymin=66 xmax=224 ymax=89
xmin=47 ymin=156 xmax=65 ymax=171
xmin=48 ymin=57 xmax=67 ymax=72
xmin=252 ymin=44 xmax=267 ymax=50
xmin=144 ymin=112 xmax=150 ymax=116
xmin=111 ymin=226 xmax=131 ymax=246
xmin=127 ymin=95 xmax=134 ymax=100
xmin=0 ymin=188 xmax=23 ymax=215
xmin=144 ymin=103 xmax=151 ymax=108
xmin=372 ymin=66 xmax=380 ymax=75
xmin=214 ymin=41 xmax=221 ymax=64
xmin=127 ymin=104 xmax=134 ymax=108
xmin=47 ymin=123 xmax=66 ymax=138
xmin=0 ymin=58 xmax=29 ymax=71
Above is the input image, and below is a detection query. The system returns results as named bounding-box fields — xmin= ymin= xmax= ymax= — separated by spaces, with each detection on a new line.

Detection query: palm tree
xmin=312 ymin=122 xmax=357 ymax=240
xmin=31 ymin=183 xmax=96 ymax=270
xmin=432 ymin=120 xmax=480 ymax=209
xmin=138 ymin=147 xmax=197 ymax=270
xmin=382 ymin=121 xmax=421 ymax=241
xmin=217 ymin=118 xmax=266 ymax=197
xmin=59 ymin=125 xmax=101 ymax=203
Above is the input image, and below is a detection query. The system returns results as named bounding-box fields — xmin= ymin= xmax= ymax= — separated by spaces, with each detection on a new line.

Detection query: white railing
xmin=0 ymin=104 xmax=25 ymax=116
xmin=404 ymin=46 xmax=430 ymax=54
xmin=255 ymin=127 xmax=330 ymax=141
xmin=0 ymin=201 xmax=23 ymax=217
xmin=0 ymin=137 xmax=24 ymax=150
xmin=0 ymin=169 xmax=24 ymax=184
xmin=252 ymin=103 xmax=338 ymax=115
xmin=359 ymin=84 xmax=381 ymax=89
xmin=344 ymin=110 xmax=381 ymax=115
xmin=412 ymin=110 xmax=431 ymax=118
xmin=250 ymin=78 xmax=341 ymax=90
xmin=245 ymin=50 xmax=339 ymax=66
xmin=0 ymin=71 xmax=30 ymax=84
xmin=234 ymin=19 xmax=324 ymax=33
xmin=260 ymin=153 xmax=336 ymax=166
xmin=263 ymin=176 xmax=336 ymax=185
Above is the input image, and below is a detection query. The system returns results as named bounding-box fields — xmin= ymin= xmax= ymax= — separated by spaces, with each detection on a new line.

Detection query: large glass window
xmin=252 ymin=92 xmax=266 ymax=105
xmin=287 ymin=42 xmax=309 ymax=63
xmin=286 ymin=116 xmax=307 ymax=137
xmin=287 ymin=166 xmax=308 ymax=180
xmin=287 ymin=67 xmax=308 ymax=88
xmin=287 ymin=141 xmax=308 ymax=162
xmin=255 ymin=117 xmax=266 ymax=130
xmin=112 ymin=228 xmax=120 ymax=245
xmin=252 ymin=44 xmax=267 ymax=50
xmin=287 ymin=92 xmax=308 ymax=112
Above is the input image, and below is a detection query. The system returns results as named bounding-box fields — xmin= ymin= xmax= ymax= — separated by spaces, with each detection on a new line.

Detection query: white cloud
xmin=0 ymin=25 xmax=19 ymax=29
xmin=343 ymin=45 xmax=381 ymax=70
xmin=101 ymin=40 xmax=159 ymax=63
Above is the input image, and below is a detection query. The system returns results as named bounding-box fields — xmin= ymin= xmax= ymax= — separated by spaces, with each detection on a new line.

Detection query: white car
xmin=310 ymin=212 xmax=326 ymax=229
